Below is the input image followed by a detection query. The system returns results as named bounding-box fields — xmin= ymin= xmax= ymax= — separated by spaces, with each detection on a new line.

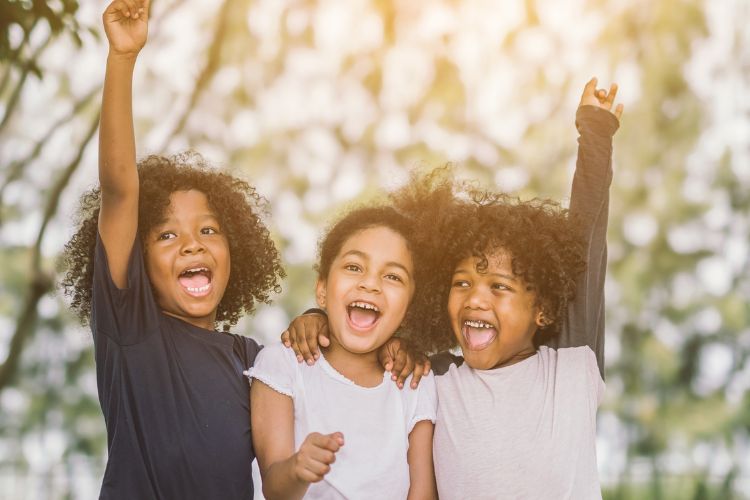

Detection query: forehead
xmin=455 ymin=247 xmax=514 ymax=275
xmin=164 ymin=189 xmax=216 ymax=217
xmin=339 ymin=226 xmax=413 ymax=267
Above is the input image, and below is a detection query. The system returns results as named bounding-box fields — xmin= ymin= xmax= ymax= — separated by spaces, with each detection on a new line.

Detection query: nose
xmin=466 ymin=287 xmax=489 ymax=310
xmin=180 ymin=233 xmax=205 ymax=255
xmin=357 ymin=273 xmax=381 ymax=293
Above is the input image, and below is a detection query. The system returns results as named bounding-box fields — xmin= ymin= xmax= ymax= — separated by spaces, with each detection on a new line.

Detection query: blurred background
xmin=1 ymin=0 xmax=748 ymax=498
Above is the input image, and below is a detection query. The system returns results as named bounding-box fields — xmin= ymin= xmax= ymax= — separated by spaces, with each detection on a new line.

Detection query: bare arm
xmin=97 ymin=0 xmax=149 ymax=288
xmin=250 ymin=380 xmax=342 ymax=500
xmin=406 ymin=420 xmax=437 ymax=499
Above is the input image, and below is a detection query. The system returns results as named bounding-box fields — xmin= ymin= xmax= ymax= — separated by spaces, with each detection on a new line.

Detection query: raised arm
xmin=97 ymin=0 xmax=149 ymax=288
xmin=545 ymin=78 xmax=622 ymax=378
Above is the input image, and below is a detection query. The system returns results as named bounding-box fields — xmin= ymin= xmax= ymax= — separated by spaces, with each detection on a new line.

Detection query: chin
xmin=339 ymin=336 xmax=381 ymax=354
xmin=461 ymin=348 xmax=499 ymax=370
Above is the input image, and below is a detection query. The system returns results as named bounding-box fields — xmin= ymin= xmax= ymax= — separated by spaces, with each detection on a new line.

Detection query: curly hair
xmin=60 ymin=152 xmax=285 ymax=330
xmin=315 ymin=204 xmax=433 ymax=347
xmin=388 ymin=167 xmax=587 ymax=353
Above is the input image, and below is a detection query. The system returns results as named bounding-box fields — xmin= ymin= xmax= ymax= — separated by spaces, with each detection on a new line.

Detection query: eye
xmin=452 ymin=279 xmax=470 ymax=288
xmin=492 ymin=282 xmax=512 ymax=292
xmin=344 ymin=264 xmax=362 ymax=273
xmin=385 ymin=273 xmax=403 ymax=283
xmin=157 ymin=231 xmax=176 ymax=241
xmin=201 ymin=226 xmax=219 ymax=235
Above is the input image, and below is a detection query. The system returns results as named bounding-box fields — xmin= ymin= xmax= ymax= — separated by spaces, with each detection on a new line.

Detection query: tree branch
xmin=0 ymin=18 xmax=39 ymax=96
xmin=0 ymin=85 xmax=100 ymax=215
xmin=160 ymin=0 xmax=234 ymax=151
xmin=0 ymin=35 xmax=52 ymax=134
xmin=0 ymin=112 xmax=100 ymax=391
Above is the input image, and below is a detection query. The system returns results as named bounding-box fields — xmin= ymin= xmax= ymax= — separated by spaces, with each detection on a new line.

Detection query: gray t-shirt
xmin=431 ymin=105 xmax=618 ymax=499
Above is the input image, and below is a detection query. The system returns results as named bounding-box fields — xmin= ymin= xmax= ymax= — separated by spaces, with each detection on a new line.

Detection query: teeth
xmin=187 ymin=284 xmax=210 ymax=293
xmin=349 ymin=301 xmax=379 ymax=312
xmin=465 ymin=319 xmax=494 ymax=329
xmin=184 ymin=267 xmax=209 ymax=274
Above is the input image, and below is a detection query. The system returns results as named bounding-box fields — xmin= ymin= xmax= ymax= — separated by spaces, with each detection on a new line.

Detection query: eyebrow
xmin=342 ymin=249 xmax=413 ymax=279
xmin=453 ymin=268 xmax=518 ymax=281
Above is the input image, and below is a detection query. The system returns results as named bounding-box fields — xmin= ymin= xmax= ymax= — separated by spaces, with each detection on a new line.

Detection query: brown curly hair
xmin=389 ymin=167 xmax=587 ymax=353
xmin=60 ymin=152 xmax=285 ymax=330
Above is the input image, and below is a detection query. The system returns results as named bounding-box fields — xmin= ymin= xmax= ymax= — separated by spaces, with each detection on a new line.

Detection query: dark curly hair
xmin=60 ymin=152 xmax=285 ymax=330
xmin=389 ymin=167 xmax=587 ymax=352
xmin=315 ymin=204 xmax=433 ymax=347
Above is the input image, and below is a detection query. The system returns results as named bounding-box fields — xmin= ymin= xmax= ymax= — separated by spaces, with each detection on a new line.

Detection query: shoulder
xmin=540 ymin=345 xmax=604 ymax=403
xmin=246 ymin=342 xmax=299 ymax=397
xmin=429 ymin=351 xmax=464 ymax=376
xmin=254 ymin=341 xmax=296 ymax=367
xmin=546 ymin=345 xmax=597 ymax=364
xmin=230 ymin=333 xmax=262 ymax=363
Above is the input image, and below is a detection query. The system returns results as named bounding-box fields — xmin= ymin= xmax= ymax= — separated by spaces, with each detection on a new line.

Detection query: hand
xmin=281 ymin=312 xmax=329 ymax=365
xmin=377 ymin=337 xmax=431 ymax=389
xmin=579 ymin=77 xmax=624 ymax=120
xmin=103 ymin=0 xmax=150 ymax=57
xmin=293 ymin=432 xmax=344 ymax=484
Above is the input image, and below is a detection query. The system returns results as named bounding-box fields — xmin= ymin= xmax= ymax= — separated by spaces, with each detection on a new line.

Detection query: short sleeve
xmin=91 ymin=232 xmax=160 ymax=345
xmin=244 ymin=342 xmax=297 ymax=398
xmin=407 ymin=372 xmax=437 ymax=434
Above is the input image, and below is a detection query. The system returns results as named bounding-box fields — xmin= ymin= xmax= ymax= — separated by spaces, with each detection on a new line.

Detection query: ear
xmin=315 ymin=278 xmax=327 ymax=309
xmin=535 ymin=309 xmax=550 ymax=328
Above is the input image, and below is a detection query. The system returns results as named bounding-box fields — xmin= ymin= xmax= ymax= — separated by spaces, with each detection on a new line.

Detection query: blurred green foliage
xmin=0 ymin=0 xmax=748 ymax=498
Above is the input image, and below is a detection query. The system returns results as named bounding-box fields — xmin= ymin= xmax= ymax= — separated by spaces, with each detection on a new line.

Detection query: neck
xmin=162 ymin=310 xmax=216 ymax=331
xmin=322 ymin=337 xmax=383 ymax=388
xmin=492 ymin=345 xmax=537 ymax=369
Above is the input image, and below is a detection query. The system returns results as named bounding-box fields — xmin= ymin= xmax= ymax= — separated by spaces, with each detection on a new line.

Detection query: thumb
xmin=377 ymin=343 xmax=395 ymax=371
xmin=318 ymin=325 xmax=331 ymax=347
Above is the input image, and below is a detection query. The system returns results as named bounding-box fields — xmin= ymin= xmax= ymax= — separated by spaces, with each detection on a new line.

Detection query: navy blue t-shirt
xmin=91 ymin=234 xmax=260 ymax=499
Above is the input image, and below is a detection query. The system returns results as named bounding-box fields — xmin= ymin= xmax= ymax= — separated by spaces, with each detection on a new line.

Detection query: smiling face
xmin=447 ymin=248 xmax=545 ymax=370
xmin=316 ymin=226 xmax=415 ymax=355
xmin=144 ymin=189 xmax=230 ymax=330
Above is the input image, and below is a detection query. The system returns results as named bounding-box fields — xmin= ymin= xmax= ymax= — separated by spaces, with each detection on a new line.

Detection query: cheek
xmin=446 ymin=293 xmax=460 ymax=321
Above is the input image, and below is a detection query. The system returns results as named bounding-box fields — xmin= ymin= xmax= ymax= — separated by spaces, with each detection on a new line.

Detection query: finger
xmin=396 ymin=353 xmax=414 ymax=389
xmin=318 ymin=324 xmax=330 ymax=348
xmin=595 ymin=89 xmax=607 ymax=102
xmin=377 ymin=345 xmax=396 ymax=374
xmin=311 ymin=432 xmax=344 ymax=451
xmin=390 ymin=347 xmax=408 ymax=386
xmin=281 ymin=330 xmax=291 ymax=347
xmin=614 ymin=103 xmax=624 ymax=120
xmin=410 ymin=362 xmax=425 ymax=389
xmin=390 ymin=347 xmax=407 ymax=377
xmin=296 ymin=326 xmax=316 ymax=365
xmin=288 ymin=333 xmax=304 ymax=362
xmin=303 ymin=460 xmax=332 ymax=479
xmin=106 ymin=1 xmax=131 ymax=19
xmin=605 ymin=83 xmax=619 ymax=107
xmin=302 ymin=323 xmax=320 ymax=363
xmin=410 ymin=356 xmax=431 ymax=388
xmin=120 ymin=0 xmax=139 ymax=17
xmin=582 ymin=77 xmax=598 ymax=99
xmin=307 ymin=446 xmax=337 ymax=467
xmin=297 ymin=467 xmax=326 ymax=484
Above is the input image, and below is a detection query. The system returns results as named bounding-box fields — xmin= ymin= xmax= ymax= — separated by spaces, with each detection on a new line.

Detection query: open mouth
xmin=462 ymin=319 xmax=498 ymax=350
xmin=346 ymin=301 xmax=381 ymax=331
xmin=178 ymin=266 xmax=213 ymax=297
